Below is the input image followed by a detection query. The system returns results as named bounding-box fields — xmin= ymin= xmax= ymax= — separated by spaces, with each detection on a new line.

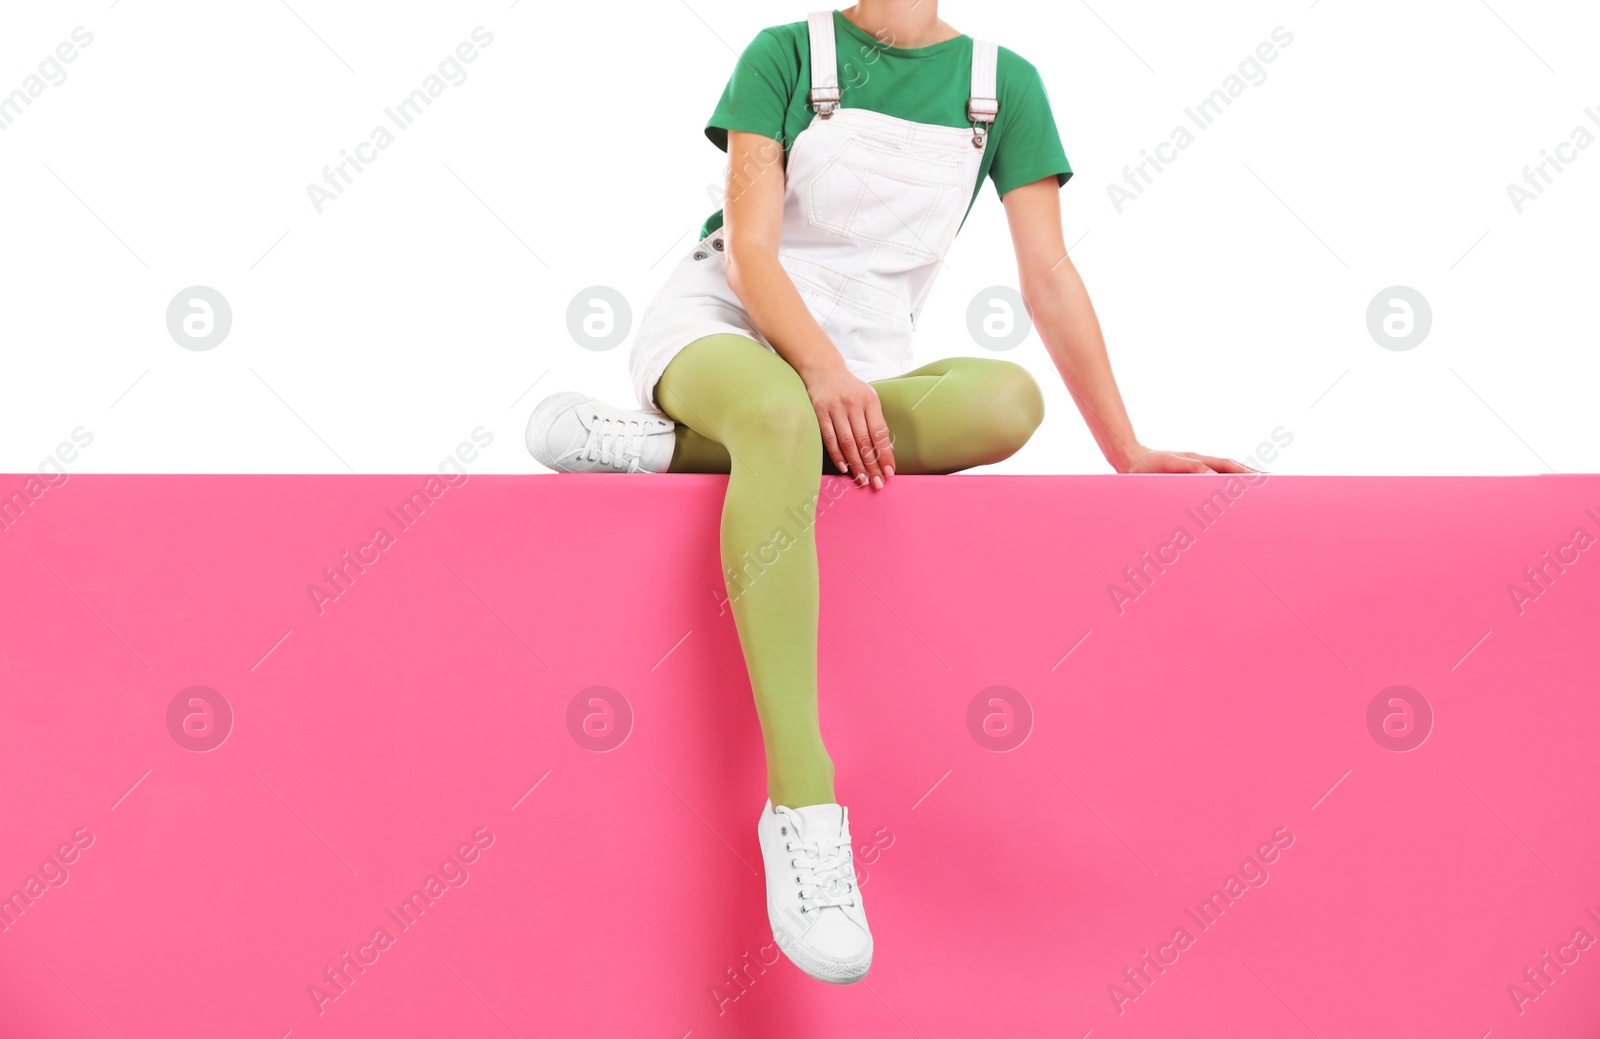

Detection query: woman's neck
xmin=840 ymin=1 xmax=956 ymax=49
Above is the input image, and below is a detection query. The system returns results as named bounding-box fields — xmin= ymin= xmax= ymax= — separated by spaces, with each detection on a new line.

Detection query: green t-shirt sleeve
xmin=988 ymin=51 xmax=1073 ymax=198
xmin=704 ymin=27 xmax=800 ymax=152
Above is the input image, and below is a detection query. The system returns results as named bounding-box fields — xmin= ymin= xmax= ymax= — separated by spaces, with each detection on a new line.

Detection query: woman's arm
xmin=721 ymin=129 xmax=895 ymax=487
xmin=1002 ymin=177 xmax=1255 ymax=475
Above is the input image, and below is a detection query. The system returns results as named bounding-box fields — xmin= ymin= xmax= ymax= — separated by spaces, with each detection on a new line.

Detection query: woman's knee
xmin=983 ymin=360 xmax=1045 ymax=457
xmin=727 ymin=387 xmax=822 ymax=461
xmin=659 ymin=336 xmax=822 ymax=464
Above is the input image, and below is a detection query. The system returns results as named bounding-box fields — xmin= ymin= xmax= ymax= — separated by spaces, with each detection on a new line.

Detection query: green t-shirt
xmin=700 ymin=9 xmax=1073 ymax=239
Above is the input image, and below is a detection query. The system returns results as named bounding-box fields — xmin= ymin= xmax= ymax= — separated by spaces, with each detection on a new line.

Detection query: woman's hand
xmin=1119 ymin=445 xmax=1261 ymax=475
xmin=801 ymin=361 xmax=896 ymax=488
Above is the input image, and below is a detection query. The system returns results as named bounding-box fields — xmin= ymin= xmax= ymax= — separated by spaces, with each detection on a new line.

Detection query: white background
xmin=0 ymin=0 xmax=1594 ymax=476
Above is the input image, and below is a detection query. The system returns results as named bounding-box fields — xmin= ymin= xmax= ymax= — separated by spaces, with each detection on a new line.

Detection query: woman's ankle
xmin=770 ymin=788 xmax=837 ymax=810
xmin=770 ymin=763 xmax=837 ymax=809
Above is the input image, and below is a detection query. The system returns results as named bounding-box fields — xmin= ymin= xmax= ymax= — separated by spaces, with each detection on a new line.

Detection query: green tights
xmin=654 ymin=333 xmax=1045 ymax=809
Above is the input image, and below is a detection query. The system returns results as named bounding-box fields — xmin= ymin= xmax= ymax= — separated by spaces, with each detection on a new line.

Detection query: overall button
xmin=711 ymin=238 xmax=724 ymax=251
xmin=693 ymin=249 xmax=708 ymax=260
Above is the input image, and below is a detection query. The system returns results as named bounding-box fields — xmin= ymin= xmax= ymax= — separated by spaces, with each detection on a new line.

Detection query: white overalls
xmin=628 ymin=11 xmax=999 ymax=416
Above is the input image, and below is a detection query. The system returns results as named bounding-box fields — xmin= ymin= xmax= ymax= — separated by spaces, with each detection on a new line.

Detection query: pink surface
xmin=2 ymin=471 xmax=1599 ymax=1038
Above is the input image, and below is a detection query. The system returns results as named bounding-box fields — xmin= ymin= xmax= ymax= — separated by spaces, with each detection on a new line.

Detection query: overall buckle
xmin=810 ymin=85 xmax=841 ymax=118
xmin=968 ymin=97 xmax=998 ymax=148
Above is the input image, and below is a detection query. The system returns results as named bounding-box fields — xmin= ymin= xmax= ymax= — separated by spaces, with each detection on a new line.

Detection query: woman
xmin=527 ymin=2 xmax=1255 ymax=984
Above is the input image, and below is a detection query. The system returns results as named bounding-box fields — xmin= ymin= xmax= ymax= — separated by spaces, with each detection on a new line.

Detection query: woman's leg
xmin=655 ymin=334 xmax=835 ymax=809
xmin=667 ymin=354 xmax=1047 ymax=477
xmin=868 ymin=356 xmax=1046 ymax=474
xmin=655 ymin=348 xmax=1042 ymax=807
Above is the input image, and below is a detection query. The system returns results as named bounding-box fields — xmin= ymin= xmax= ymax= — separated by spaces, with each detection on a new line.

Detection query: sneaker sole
xmin=770 ymin=921 xmax=873 ymax=984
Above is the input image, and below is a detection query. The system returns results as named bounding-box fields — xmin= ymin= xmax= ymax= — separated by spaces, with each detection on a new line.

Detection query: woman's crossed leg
xmin=655 ymin=333 xmax=1044 ymax=808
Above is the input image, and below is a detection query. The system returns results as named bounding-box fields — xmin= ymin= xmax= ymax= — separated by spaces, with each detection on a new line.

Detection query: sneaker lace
xmin=786 ymin=831 xmax=857 ymax=911
xmin=581 ymin=410 xmax=651 ymax=472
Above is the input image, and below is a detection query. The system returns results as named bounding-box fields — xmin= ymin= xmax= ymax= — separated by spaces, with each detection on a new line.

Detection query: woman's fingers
xmin=816 ymin=410 xmax=851 ymax=476
xmin=1151 ymin=450 xmax=1213 ymax=474
xmin=863 ymin=393 xmax=895 ymax=478
xmin=1210 ymin=455 xmax=1260 ymax=473
xmin=844 ymin=406 xmax=885 ymax=487
xmin=807 ymin=377 xmax=894 ymax=486
xmin=1179 ymin=450 xmax=1255 ymax=473
xmin=832 ymin=407 xmax=870 ymax=484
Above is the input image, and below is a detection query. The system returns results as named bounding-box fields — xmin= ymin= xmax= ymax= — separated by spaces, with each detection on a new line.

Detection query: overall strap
xmin=807 ymin=11 xmax=841 ymax=117
xmin=968 ymin=38 xmax=999 ymax=147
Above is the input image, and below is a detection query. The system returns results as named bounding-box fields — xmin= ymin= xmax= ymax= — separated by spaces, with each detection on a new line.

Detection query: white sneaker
xmin=756 ymin=799 xmax=873 ymax=984
xmin=526 ymin=391 xmax=675 ymax=473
